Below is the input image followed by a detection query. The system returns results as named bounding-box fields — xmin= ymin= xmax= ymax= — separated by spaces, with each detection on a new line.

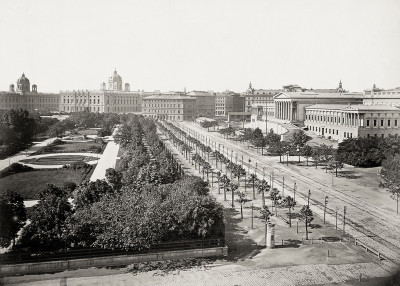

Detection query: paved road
xmin=172 ymin=121 xmax=400 ymax=264
xmin=3 ymin=254 xmax=395 ymax=286
xmin=90 ymin=140 xmax=120 ymax=181
xmin=0 ymin=138 xmax=57 ymax=172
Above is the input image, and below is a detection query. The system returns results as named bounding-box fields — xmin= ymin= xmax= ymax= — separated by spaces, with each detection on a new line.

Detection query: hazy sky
xmin=0 ymin=0 xmax=399 ymax=93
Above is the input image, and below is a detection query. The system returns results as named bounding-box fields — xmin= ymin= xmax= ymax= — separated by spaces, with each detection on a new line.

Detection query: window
xmin=388 ymin=120 xmax=391 ymax=126
xmin=367 ymin=134 xmax=370 ymax=138
xmin=374 ymin=120 xmax=377 ymax=126
xmin=336 ymin=130 xmax=338 ymax=135
xmin=344 ymin=132 xmax=346 ymax=137
xmin=381 ymin=119 xmax=384 ymax=126
xmin=396 ymin=120 xmax=398 ymax=127
xmin=381 ymin=134 xmax=384 ymax=138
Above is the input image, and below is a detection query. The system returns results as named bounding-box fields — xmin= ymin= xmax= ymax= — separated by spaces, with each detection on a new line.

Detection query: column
xmin=290 ymin=102 xmax=293 ymax=121
xmin=283 ymin=102 xmax=286 ymax=120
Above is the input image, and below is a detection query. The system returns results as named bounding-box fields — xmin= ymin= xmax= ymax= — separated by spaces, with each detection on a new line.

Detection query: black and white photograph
xmin=0 ymin=0 xmax=399 ymax=285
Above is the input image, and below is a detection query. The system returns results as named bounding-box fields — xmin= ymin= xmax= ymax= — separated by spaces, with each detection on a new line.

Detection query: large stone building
xmin=59 ymin=70 xmax=141 ymax=113
xmin=142 ymin=94 xmax=196 ymax=121
xmin=273 ymin=91 xmax=364 ymax=125
xmin=187 ymin=90 xmax=216 ymax=118
xmin=363 ymin=85 xmax=400 ymax=107
xmin=215 ymin=91 xmax=245 ymax=117
xmin=304 ymin=104 xmax=400 ymax=142
xmin=243 ymin=82 xmax=280 ymax=112
xmin=0 ymin=73 xmax=59 ymax=112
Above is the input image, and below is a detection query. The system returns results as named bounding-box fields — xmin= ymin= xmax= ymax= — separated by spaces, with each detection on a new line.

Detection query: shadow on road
xmin=223 ymin=208 xmax=262 ymax=262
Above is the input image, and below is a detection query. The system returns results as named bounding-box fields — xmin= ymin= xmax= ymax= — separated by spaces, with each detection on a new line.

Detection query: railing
xmin=0 ymin=238 xmax=225 ymax=265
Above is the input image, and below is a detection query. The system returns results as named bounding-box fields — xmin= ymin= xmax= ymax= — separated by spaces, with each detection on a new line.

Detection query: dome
xmin=17 ymin=73 xmax=30 ymax=92
xmin=107 ymin=69 xmax=122 ymax=91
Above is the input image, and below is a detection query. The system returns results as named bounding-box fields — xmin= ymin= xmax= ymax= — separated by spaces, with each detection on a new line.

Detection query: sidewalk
xmin=0 ymin=138 xmax=57 ymax=172
xmin=90 ymin=140 xmax=119 ymax=181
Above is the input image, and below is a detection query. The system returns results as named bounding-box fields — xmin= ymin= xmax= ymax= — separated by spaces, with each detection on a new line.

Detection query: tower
xmin=337 ymin=80 xmax=344 ymax=93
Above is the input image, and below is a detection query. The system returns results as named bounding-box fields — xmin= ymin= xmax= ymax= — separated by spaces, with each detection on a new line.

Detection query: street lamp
xmin=343 ymin=206 xmax=347 ymax=235
xmin=308 ymin=189 xmax=311 ymax=206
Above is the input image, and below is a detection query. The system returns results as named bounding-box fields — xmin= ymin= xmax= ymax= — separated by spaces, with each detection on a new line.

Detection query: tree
xmin=301 ymin=145 xmax=313 ymax=166
xmin=265 ymin=128 xmax=281 ymax=146
xmin=248 ymin=173 xmax=258 ymax=199
xmin=236 ymin=191 xmax=249 ymax=219
xmin=257 ymin=179 xmax=270 ymax=207
xmin=216 ymin=171 xmax=222 ymax=194
xmin=220 ymin=174 xmax=230 ymax=201
xmin=299 ymin=205 xmax=314 ymax=240
xmin=281 ymin=196 xmax=296 ymax=227
xmin=73 ymin=180 xmax=114 ymax=209
xmin=381 ymin=154 xmax=400 ymax=214
xmin=260 ymin=205 xmax=273 ymax=223
xmin=320 ymin=144 xmax=334 ymax=172
xmin=251 ymin=128 xmax=266 ymax=154
xmin=269 ymin=141 xmax=285 ymax=162
xmin=22 ymin=185 xmax=72 ymax=250
xmin=292 ymin=130 xmax=309 ymax=148
xmin=270 ymin=188 xmax=281 ymax=213
xmin=227 ymin=182 xmax=238 ymax=208
xmin=0 ymin=191 xmax=26 ymax=248
xmin=327 ymin=152 xmax=344 ymax=177
xmin=252 ymin=136 xmax=267 ymax=155
xmin=311 ymin=146 xmax=322 ymax=169
xmin=337 ymin=137 xmax=387 ymax=167
xmin=105 ymin=168 xmax=123 ymax=190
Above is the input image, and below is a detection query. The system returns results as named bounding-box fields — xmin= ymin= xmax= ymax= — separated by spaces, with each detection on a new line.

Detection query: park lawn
xmin=0 ymin=168 xmax=93 ymax=199
xmin=33 ymin=141 xmax=105 ymax=155
xmin=77 ymin=129 xmax=100 ymax=136
xmin=21 ymin=155 xmax=98 ymax=165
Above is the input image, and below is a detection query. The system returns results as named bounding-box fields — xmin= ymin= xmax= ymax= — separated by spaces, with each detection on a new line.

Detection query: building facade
xmin=59 ymin=70 xmax=141 ymax=113
xmin=243 ymin=82 xmax=280 ymax=112
xmin=273 ymin=92 xmax=364 ymax=125
xmin=250 ymin=104 xmax=275 ymax=122
xmin=363 ymin=86 xmax=400 ymax=107
xmin=142 ymin=94 xmax=196 ymax=121
xmin=0 ymin=73 xmax=59 ymax=112
xmin=215 ymin=92 xmax=245 ymax=117
xmin=187 ymin=90 xmax=216 ymax=118
xmin=304 ymin=104 xmax=400 ymax=142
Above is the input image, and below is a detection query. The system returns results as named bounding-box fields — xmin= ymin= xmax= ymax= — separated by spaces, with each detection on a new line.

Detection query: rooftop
xmin=305 ymin=104 xmax=400 ymax=112
xmin=142 ymin=94 xmax=195 ymax=100
xmin=274 ymin=92 xmax=364 ymax=99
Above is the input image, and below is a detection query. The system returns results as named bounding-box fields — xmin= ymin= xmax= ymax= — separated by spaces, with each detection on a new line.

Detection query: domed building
xmin=0 ymin=73 xmax=60 ymax=112
xmin=17 ymin=73 xmax=30 ymax=93
xmin=59 ymin=69 xmax=143 ymax=113
xmin=108 ymin=69 xmax=123 ymax=91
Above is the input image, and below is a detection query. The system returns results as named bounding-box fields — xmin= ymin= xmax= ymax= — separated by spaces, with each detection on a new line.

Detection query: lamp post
xmin=324 ymin=196 xmax=328 ymax=224
xmin=308 ymin=190 xmax=311 ymax=206
xmin=293 ymin=182 xmax=296 ymax=202
xmin=343 ymin=206 xmax=347 ymax=235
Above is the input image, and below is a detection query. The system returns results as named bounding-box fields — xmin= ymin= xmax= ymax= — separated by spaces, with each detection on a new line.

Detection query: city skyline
xmin=1 ymin=0 xmax=399 ymax=93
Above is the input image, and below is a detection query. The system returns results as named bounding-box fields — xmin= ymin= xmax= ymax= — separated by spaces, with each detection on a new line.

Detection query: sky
xmin=0 ymin=0 xmax=399 ymax=93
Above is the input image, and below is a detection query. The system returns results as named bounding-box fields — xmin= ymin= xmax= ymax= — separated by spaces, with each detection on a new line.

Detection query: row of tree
xmin=161 ymin=120 xmax=316 ymax=239
xmin=0 ymin=109 xmax=59 ymax=157
xmin=1 ymin=115 xmax=224 ymax=251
